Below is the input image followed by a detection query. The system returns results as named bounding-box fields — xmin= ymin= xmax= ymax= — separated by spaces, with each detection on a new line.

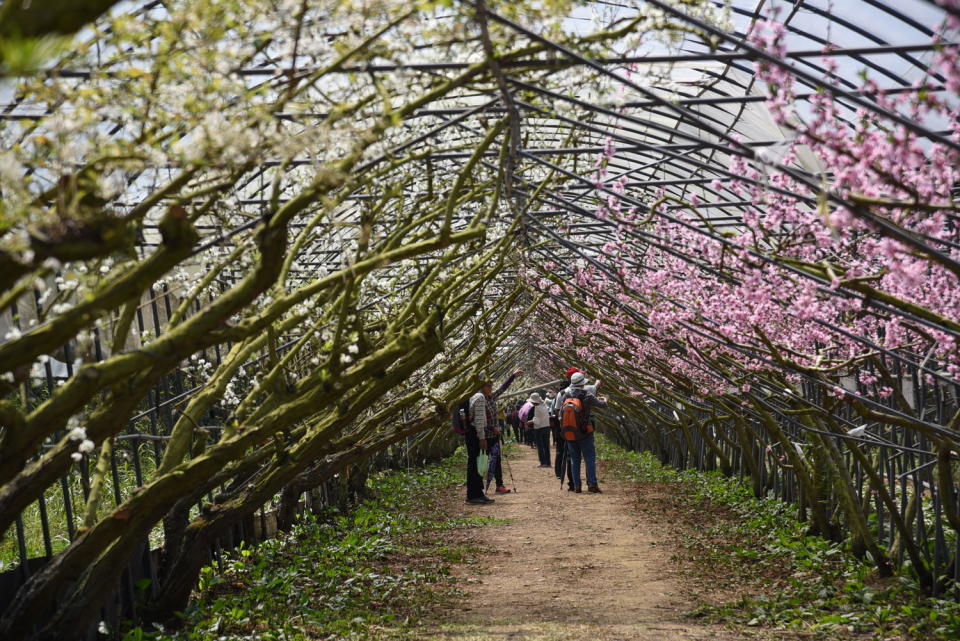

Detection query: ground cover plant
xmin=120 ymin=450 xmax=492 ymax=641
xmin=598 ymin=437 xmax=960 ymax=640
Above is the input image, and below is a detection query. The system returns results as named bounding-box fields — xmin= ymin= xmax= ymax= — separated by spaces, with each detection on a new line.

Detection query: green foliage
xmin=121 ymin=454 xmax=476 ymax=641
xmin=0 ymin=441 xmax=163 ymax=570
xmin=0 ymin=34 xmax=71 ymax=74
xmin=598 ymin=437 xmax=960 ymax=640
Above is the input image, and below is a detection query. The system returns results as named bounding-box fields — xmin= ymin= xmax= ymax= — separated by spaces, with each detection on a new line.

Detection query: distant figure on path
xmin=563 ymin=371 xmax=608 ymax=494
xmin=528 ymin=392 xmax=552 ymax=467
xmin=518 ymin=396 xmax=535 ymax=447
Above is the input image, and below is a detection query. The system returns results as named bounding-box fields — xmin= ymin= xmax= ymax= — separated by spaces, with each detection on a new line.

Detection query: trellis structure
xmin=0 ymin=0 xmax=959 ymax=639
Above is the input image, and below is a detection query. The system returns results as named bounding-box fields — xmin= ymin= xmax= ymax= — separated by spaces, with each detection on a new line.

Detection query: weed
xmin=598 ymin=436 xmax=960 ymax=640
xmin=120 ymin=450 xmax=490 ymax=641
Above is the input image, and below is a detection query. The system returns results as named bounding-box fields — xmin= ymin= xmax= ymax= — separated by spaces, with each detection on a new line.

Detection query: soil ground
xmin=418 ymin=442 xmax=769 ymax=641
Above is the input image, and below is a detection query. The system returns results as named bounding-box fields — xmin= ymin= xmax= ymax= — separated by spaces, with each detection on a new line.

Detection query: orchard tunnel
xmin=1 ymin=0 xmax=960 ymax=638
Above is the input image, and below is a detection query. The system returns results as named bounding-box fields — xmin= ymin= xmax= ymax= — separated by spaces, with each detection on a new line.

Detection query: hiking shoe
xmin=538 ymin=464 xmax=551 ymax=468
xmin=466 ymin=497 xmax=491 ymax=505
xmin=574 ymin=486 xmax=582 ymax=494
xmin=481 ymin=495 xmax=495 ymax=503
xmin=588 ymin=484 xmax=602 ymax=493
xmin=495 ymin=485 xmax=511 ymax=494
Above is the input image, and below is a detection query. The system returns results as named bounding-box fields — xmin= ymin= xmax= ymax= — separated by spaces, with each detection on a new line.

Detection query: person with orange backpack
xmin=559 ymin=371 xmax=608 ymax=493
xmin=552 ymin=367 xmax=592 ymax=489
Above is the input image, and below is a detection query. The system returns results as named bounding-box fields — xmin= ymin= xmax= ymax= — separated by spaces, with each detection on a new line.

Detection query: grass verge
xmin=121 ymin=451 xmax=488 ymax=641
xmin=597 ymin=437 xmax=960 ymax=640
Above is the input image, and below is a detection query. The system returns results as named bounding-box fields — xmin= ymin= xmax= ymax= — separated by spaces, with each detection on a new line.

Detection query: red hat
xmin=565 ymin=367 xmax=582 ymax=378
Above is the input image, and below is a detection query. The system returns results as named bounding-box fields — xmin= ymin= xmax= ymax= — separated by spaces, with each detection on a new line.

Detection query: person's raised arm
xmin=491 ymin=368 xmax=523 ymax=400
xmin=589 ymin=393 xmax=608 ymax=409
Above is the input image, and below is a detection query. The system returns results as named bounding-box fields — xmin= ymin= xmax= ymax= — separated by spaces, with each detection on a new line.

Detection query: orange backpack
xmin=560 ymin=393 xmax=594 ymax=441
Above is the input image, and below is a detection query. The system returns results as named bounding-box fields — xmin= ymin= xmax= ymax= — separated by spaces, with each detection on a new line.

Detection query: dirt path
xmin=420 ymin=442 xmax=749 ymax=641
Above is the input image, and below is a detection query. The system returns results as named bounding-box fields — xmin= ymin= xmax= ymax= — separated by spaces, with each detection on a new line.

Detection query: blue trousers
xmin=567 ymin=432 xmax=597 ymax=487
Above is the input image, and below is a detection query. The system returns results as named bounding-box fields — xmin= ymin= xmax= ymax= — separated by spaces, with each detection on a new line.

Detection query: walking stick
xmin=500 ymin=437 xmax=518 ymax=493
xmin=485 ymin=439 xmax=500 ymax=492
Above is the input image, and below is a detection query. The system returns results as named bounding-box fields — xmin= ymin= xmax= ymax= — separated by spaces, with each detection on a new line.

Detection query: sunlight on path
xmin=420 ymin=445 xmax=748 ymax=641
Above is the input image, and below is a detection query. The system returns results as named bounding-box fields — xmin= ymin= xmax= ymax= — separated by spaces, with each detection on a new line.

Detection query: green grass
xmin=597 ymin=436 xmax=960 ymax=640
xmin=119 ymin=449 xmax=486 ymax=641
xmin=0 ymin=440 xmax=165 ymax=570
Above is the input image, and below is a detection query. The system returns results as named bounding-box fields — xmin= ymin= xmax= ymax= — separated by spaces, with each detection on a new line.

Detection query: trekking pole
xmin=484 ymin=439 xmax=499 ymax=493
xmin=500 ymin=437 xmax=518 ymax=493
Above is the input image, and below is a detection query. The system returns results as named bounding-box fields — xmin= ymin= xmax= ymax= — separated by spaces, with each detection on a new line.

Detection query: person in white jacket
xmin=528 ymin=393 xmax=552 ymax=467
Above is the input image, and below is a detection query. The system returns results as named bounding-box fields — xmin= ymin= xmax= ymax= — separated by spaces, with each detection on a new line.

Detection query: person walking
xmin=562 ymin=371 xmax=608 ymax=494
xmin=518 ymin=396 xmax=535 ymax=447
xmin=529 ymin=393 xmax=552 ymax=467
xmin=466 ymin=370 xmax=522 ymax=504
xmin=509 ymin=404 xmax=522 ymax=442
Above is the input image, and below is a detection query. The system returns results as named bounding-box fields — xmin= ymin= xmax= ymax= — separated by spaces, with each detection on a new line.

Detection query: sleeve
xmin=490 ymin=373 xmax=517 ymax=401
xmin=469 ymin=394 xmax=487 ymax=438
xmin=551 ymin=391 xmax=565 ymax=414
xmin=588 ymin=394 xmax=608 ymax=409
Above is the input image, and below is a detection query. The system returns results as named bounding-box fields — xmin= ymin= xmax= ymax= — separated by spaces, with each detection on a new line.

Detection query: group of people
xmin=462 ymin=367 xmax=607 ymax=505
